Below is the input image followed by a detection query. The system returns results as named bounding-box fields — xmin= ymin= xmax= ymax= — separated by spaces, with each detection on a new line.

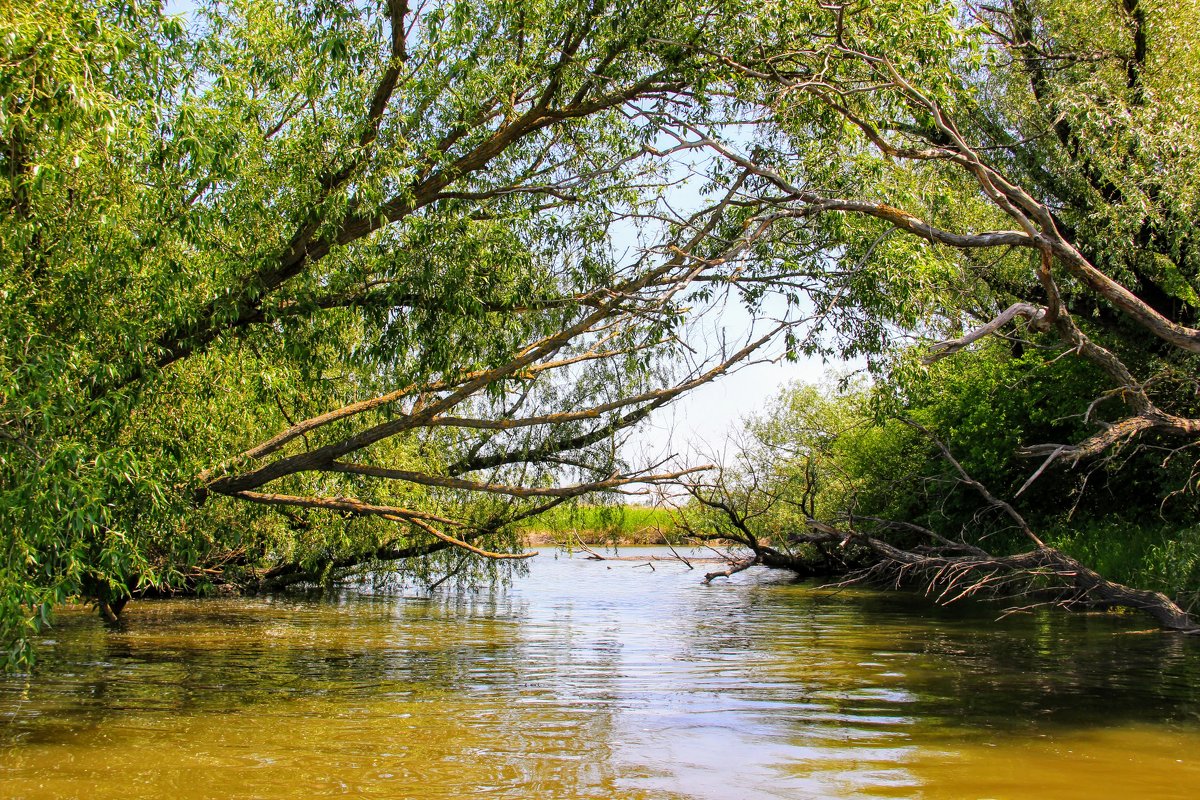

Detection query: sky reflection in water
xmin=3 ymin=548 xmax=1200 ymax=799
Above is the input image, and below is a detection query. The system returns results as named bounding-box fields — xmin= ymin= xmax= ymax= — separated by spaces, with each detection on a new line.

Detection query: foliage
xmin=0 ymin=0 xmax=771 ymax=667
xmin=7 ymin=0 xmax=1200 ymax=665
xmin=711 ymin=340 xmax=1200 ymax=605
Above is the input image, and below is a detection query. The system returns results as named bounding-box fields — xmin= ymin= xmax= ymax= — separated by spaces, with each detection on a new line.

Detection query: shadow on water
xmin=749 ymin=581 xmax=1200 ymax=732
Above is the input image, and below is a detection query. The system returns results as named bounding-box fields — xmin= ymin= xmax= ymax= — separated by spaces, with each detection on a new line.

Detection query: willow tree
xmin=687 ymin=0 xmax=1200 ymax=408
xmin=1 ymin=0 xmax=832 ymax=667
xmin=9 ymin=0 xmax=1197 ymax=667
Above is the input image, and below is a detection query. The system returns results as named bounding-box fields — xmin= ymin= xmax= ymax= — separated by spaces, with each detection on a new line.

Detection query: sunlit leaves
xmin=0 ymin=0 xmax=746 ymax=668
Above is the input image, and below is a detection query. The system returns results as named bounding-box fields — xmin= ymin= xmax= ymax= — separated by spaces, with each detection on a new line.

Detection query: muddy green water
xmin=3 ymin=549 xmax=1200 ymax=799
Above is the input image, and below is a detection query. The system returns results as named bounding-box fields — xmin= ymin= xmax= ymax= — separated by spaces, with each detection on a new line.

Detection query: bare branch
xmin=923 ymin=302 xmax=1049 ymax=363
xmin=899 ymin=418 xmax=1045 ymax=548
xmin=702 ymin=555 xmax=758 ymax=584
xmin=799 ymin=520 xmax=1199 ymax=632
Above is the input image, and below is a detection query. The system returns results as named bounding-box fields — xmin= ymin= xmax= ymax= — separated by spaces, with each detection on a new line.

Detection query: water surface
xmin=3 ymin=548 xmax=1200 ymax=798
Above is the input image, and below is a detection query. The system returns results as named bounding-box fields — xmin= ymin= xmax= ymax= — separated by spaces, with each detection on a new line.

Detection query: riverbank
xmin=520 ymin=527 xmax=674 ymax=546
xmin=516 ymin=504 xmax=677 ymax=546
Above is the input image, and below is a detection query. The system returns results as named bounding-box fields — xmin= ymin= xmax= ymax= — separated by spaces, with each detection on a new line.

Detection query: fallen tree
xmin=798 ymin=521 xmax=1199 ymax=632
xmin=677 ymin=416 xmax=1199 ymax=631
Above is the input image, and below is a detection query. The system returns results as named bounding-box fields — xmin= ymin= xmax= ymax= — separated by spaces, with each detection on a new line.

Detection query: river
xmin=3 ymin=548 xmax=1200 ymax=799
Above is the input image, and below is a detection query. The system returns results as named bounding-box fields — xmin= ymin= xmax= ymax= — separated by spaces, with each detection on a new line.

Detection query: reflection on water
xmin=3 ymin=549 xmax=1200 ymax=799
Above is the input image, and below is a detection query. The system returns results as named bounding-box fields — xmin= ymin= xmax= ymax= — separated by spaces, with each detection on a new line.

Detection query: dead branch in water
xmin=797 ymin=519 xmax=1199 ymax=632
xmin=793 ymin=423 xmax=1200 ymax=632
xmin=667 ymin=416 xmax=1200 ymax=632
xmin=702 ymin=555 xmax=759 ymax=584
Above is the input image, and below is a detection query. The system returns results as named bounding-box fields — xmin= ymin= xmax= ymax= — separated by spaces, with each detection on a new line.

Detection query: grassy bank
xmin=517 ymin=504 xmax=679 ymax=545
xmin=1046 ymin=519 xmax=1200 ymax=610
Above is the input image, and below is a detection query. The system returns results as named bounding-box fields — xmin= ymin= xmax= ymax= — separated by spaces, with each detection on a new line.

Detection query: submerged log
xmin=96 ymin=596 xmax=128 ymax=626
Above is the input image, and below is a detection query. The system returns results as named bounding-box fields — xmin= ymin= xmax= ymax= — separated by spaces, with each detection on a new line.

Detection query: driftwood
xmin=702 ymin=555 xmax=758 ymax=584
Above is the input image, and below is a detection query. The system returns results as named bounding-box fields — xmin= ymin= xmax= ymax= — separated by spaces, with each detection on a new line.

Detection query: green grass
xmin=1047 ymin=518 xmax=1200 ymax=608
xmin=516 ymin=504 xmax=679 ymax=545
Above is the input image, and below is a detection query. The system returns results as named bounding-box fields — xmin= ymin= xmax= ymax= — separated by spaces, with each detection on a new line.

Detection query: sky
xmin=623 ymin=298 xmax=835 ymax=464
xmin=603 ymin=139 xmax=856 ymax=471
